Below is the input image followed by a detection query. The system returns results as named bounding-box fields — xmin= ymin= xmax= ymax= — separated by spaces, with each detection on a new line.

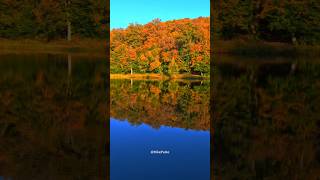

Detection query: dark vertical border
xmin=106 ymin=0 xmax=110 ymax=179
xmin=210 ymin=0 xmax=214 ymax=179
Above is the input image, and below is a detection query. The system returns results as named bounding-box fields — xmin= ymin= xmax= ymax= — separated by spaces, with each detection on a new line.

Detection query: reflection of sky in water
xmin=110 ymin=118 xmax=210 ymax=180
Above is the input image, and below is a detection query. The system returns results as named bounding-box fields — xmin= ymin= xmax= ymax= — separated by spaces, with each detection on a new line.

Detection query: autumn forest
xmin=110 ymin=17 xmax=210 ymax=75
xmin=213 ymin=0 xmax=320 ymax=44
xmin=0 ymin=0 xmax=107 ymax=40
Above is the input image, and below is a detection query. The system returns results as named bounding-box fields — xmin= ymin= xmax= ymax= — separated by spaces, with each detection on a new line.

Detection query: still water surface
xmin=214 ymin=56 xmax=320 ymax=179
xmin=0 ymin=53 xmax=107 ymax=179
xmin=110 ymin=80 xmax=210 ymax=180
xmin=4 ymin=53 xmax=317 ymax=179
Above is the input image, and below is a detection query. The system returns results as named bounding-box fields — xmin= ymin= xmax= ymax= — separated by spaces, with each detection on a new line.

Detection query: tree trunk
xmin=290 ymin=62 xmax=297 ymax=75
xmin=65 ymin=0 xmax=71 ymax=41
xmin=67 ymin=20 xmax=72 ymax=41
xmin=130 ymin=67 xmax=133 ymax=75
xmin=292 ymin=33 xmax=297 ymax=45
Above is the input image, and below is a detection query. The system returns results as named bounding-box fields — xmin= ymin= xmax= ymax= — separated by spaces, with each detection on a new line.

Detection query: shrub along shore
xmin=110 ymin=73 xmax=209 ymax=80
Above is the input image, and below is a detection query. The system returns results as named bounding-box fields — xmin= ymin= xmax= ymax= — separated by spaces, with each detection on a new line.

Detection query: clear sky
xmin=111 ymin=0 xmax=210 ymax=29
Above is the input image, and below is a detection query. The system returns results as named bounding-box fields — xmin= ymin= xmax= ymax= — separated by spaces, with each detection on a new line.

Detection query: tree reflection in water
xmin=0 ymin=54 xmax=107 ymax=179
xmin=110 ymin=79 xmax=210 ymax=180
xmin=110 ymin=79 xmax=210 ymax=131
xmin=214 ymin=56 xmax=320 ymax=179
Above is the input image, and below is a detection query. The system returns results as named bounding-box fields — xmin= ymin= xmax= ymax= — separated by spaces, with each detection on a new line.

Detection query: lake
xmin=2 ymin=53 xmax=318 ymax=179
xmin=213 ymin=55 xmax=320 ymax=179
xmin=0 ymin=53 xmax=107 ymax=179
xmin=110 ymin=80 xmax=211 ymax=180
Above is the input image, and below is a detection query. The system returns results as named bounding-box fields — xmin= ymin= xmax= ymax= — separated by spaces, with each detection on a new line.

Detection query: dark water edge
xmin=213 ymin=56 xmax=320 ymax=179
xmin=0 ymin=53 xmax=107 ymax=179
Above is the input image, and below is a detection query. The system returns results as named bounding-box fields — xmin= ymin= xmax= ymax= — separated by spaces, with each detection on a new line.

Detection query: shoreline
xmin=213 ymin=40 xmax=320 ymax=57
xmin=0 ymin=38 xmax=106 ymax=55
xmin=110 ymin=73 xmax=209 ymax=81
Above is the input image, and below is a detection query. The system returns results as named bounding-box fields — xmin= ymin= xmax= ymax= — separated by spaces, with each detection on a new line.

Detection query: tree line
xmin=0 ymin=0 xmax=107 ymax=40
xmin=213 ymin=0 xmax=320 ymax=44
xmin=110 ymin=17 xmax=210 ymax=75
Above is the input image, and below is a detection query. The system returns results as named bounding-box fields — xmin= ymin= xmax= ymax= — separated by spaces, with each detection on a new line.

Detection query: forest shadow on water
xmin=110 ymin=79 xmax=210 ymax=180
xmin=0 ymin=53 xmax=107 ymax=179
xmin=213 ymin=55 xmax=320 ymax=179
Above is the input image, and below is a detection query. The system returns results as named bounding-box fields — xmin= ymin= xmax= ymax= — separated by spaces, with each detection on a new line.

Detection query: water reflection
xmin=0 ymin=53 xmax=107 ymax=179
xmin=214 ymin=56 xmax=320 ymax=179
xmin=110 ymin=80 xmax=210 ymax=180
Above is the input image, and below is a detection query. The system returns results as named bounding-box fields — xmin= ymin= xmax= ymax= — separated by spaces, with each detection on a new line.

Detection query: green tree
xmin=70 ymin=0 xmax=96 ymax=37
xmin=33 ymin=0 xmax=65 ymax=41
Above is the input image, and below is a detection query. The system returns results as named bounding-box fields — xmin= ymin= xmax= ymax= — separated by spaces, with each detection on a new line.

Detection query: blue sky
xmin=111 ymin=0 xmax=210 ymax=29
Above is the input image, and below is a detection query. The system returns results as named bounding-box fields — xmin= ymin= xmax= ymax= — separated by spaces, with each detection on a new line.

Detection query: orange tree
xmin=110 ymin=17 xmax=210 ymax=75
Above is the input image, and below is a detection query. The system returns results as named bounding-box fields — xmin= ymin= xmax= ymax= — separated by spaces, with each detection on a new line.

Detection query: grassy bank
xmin=213 ymin=39 xmax=320 ymax=57
xmin=0 ymin=38 xmax=106 ymax=55
xmin=110 ymin=73 xmax=209 ymax=80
